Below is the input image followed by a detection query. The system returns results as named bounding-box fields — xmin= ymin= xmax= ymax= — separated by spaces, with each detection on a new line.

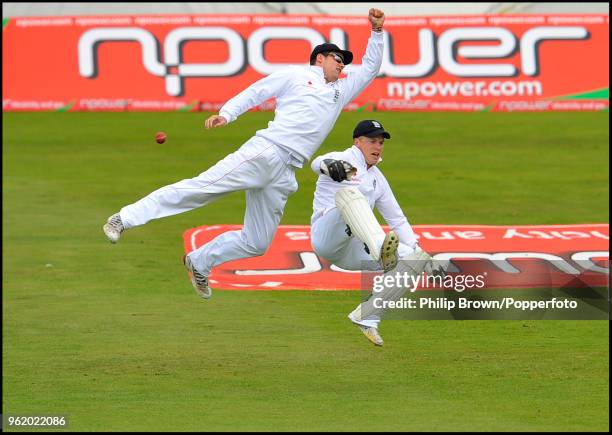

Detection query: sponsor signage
xmin=183 ymin=224 xmax=609 ymax=290
xmin=3 ymin=14 xmax=609 ymax=111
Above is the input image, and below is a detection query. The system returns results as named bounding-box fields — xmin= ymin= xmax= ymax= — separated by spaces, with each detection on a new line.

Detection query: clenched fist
xmin=204 ymin=115 xmax=228 ymax=129
xmin=368 ymin=8 xmax=385 ymax=32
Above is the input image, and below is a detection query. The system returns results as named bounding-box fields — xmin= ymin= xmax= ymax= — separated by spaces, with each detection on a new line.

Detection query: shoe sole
xmin=380 ymin=231 xmax=399 ymax=272
xmin=357 ymin=325 xmax=384 ymax=346
xmin=183 ymin=255 xmax=212 ymax=299
xmin=348 ymin=314 xmax=384 ymax=346
xmin=102 ymin=223 xmax=119 ymax=243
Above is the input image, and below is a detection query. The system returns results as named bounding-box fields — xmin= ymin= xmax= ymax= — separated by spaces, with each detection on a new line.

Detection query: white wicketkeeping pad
xmin=335 ymin=187 xmax=385 ymax=261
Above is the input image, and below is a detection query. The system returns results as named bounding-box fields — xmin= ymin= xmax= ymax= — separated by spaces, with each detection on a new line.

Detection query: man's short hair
xmin=310 ymin=52 xmax=329 ymax=66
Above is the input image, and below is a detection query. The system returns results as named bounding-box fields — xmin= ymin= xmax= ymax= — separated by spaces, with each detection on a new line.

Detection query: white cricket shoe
xmin=348 ymin=312 xmax=384 ymax=347
xmin=357 ymin=325 xmax=384 ymax=347
xmin=103 ymin=213 xmax=124 ymax=243
xmin=183 ymin=255 xmax=212 ymax=299
xmin=380 ymin=231 xmax=399 ymax=272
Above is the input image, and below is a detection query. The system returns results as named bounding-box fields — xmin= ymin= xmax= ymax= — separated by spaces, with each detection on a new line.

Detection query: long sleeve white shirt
xmin=310 ymin=146 xmax=418 ymax=248
xmin=218 ymin=31 xmax=384 ymax=166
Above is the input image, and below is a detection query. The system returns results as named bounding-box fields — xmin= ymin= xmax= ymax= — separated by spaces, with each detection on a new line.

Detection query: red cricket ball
xmin=155 ymin=132 xmax=167 ymax=144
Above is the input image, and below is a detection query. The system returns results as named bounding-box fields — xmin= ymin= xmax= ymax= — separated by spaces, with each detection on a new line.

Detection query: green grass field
xmin=3 ymin=111 xmax=609 ymax=431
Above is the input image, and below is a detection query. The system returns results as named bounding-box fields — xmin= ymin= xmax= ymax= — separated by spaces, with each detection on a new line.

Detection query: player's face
xmin=321 ymin=52 xmax=345 ymax=83
xmin=355 ymin=135 xmax=385 ymax=166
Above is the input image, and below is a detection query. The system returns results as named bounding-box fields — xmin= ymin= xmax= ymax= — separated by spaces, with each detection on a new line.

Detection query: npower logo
xmin=78 ymin=25 xmax=589 ymax=97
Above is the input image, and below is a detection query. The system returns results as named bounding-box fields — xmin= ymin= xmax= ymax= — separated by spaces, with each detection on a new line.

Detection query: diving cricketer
xmin=103 ymin=9 xmax=387 ymax=299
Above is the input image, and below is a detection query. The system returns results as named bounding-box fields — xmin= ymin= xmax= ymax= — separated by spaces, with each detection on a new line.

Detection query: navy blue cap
xmin=353 ymin=120 xmax=391 ymax=139
xmin=310 ymin=43 xmax=353 ymax=65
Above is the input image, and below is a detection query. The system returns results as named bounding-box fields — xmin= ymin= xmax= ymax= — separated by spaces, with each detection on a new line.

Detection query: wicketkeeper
xmin=103 ymin=9 xmax=387 ymax=300
xmin=310 ymin=119 xmax=438 ymax=346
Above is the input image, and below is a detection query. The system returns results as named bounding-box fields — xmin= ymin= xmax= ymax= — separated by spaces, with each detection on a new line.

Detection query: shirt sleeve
xmin=374 ymin=173 xmax=418 ymax=249
xmin=219 ymin=68 xmax=292 ymax=123
xmin=339 ymin=31 xmax=384 ymax=107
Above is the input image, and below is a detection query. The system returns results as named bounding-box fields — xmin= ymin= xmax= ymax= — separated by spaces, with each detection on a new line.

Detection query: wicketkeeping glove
xmin=320 ymin=159 xmax=357 ymax=182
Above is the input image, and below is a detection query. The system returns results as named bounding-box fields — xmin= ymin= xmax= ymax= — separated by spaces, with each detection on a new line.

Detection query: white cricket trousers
xmin=119 ymin=136 xmax=298 ymax=275
xmin=312 ymin=209 xmax=416 ymax=329
xmin=311 ymin=208 xmax=415 ymax=271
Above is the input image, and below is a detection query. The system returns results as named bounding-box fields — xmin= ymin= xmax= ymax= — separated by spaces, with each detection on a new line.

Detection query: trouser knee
xmin=312 ymin=236 xmax=345 ymax=263
xmin=242 ymin=233 xmax=270 ymax=257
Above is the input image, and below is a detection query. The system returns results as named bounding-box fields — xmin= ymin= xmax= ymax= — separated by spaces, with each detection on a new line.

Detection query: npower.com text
xmin=388 ymin=80 xmax=543 ymax=100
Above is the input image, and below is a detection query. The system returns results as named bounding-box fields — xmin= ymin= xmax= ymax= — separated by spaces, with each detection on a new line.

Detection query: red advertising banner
xmin=3 ymin=14 xmax=609 ymax=112
xmin=182 ymin=224 xmax=609 ymax=290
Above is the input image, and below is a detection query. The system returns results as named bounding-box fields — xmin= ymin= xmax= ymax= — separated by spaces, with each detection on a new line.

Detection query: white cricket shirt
xmin=218 ymin=31 xmax=384 ymax=166
xmin=310 ymin=146 xmax=418 ymax=248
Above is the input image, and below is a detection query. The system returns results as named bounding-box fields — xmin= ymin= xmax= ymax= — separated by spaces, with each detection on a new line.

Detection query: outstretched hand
xmin=204 ymin=115 xmax=227 ymax=129
xmin=368 ymin=8 xmax=385 ymax=31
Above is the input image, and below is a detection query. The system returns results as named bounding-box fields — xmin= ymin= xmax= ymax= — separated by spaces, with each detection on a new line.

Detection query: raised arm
xmin=204 ymin=68 xmax=291 ymax=129
xmin=339 ymin=8 xmax=385 ymax=106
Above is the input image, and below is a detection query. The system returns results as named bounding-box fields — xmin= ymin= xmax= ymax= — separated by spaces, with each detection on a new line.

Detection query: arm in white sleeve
xmin=375 ymin=175 xmax=418 ymax=249
xmin=339 ymin=31 xmax=384 ymax=106
xmin=219 ymin=68 xmax=291 ymax=123
xmin=311 ymin=155 xmax=326 ymax=174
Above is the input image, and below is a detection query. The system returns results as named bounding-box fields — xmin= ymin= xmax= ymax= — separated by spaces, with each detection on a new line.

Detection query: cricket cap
xmin=353 ymin=120 xmax=391 ymax=139
xmin=310 ymin=43 xmax=354 ymax=65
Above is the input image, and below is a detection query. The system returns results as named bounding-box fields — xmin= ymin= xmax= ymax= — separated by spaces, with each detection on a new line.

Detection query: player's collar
xmin=350 ymin=146 xmax=365 ymax=166
xmin=309 ymin=66 xmax=326 ymax=80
